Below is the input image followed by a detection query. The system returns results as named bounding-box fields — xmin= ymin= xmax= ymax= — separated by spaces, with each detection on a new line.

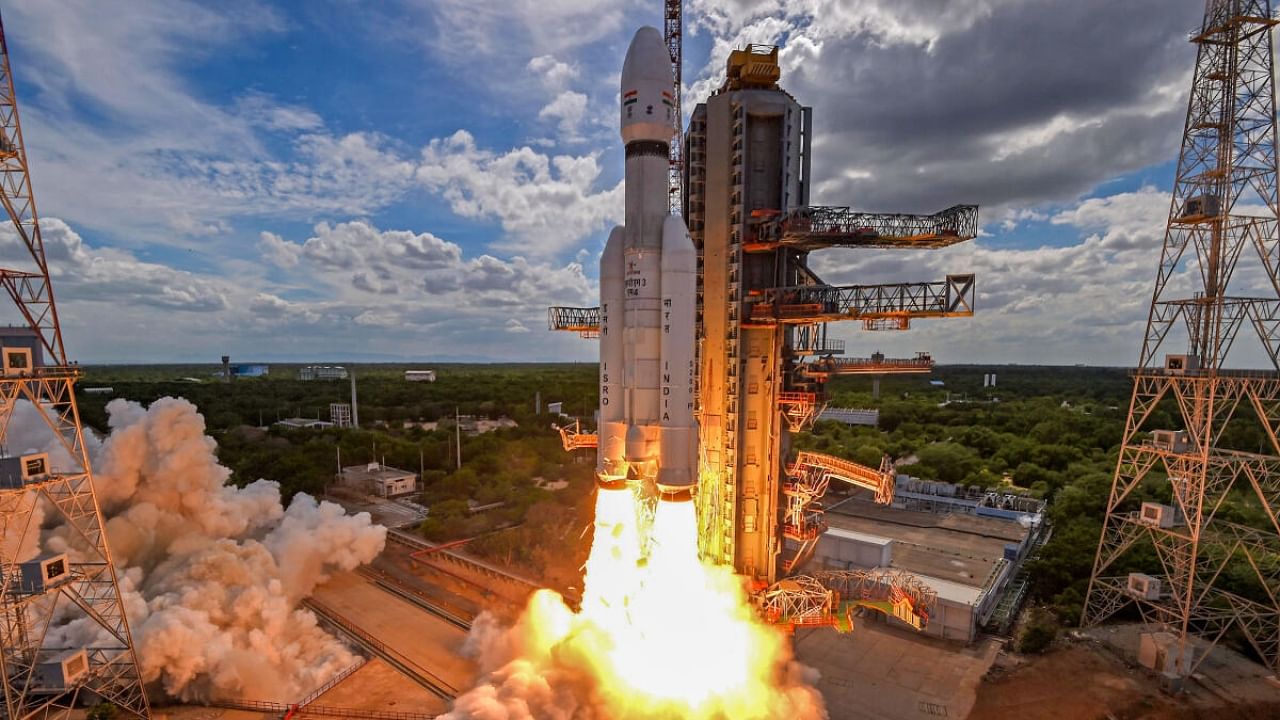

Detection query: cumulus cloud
xmin=528 ymin=55 xmax=580 ymax=90
xmin=539 ymin=90 xmax=590 ymax=138
xmin=686 ymin=0 xmax=1200 ymax=218
xmin=416 ymin=130 xmax=622 ymax=256
xmin=0 ymin=218 xmax=228 ymax=316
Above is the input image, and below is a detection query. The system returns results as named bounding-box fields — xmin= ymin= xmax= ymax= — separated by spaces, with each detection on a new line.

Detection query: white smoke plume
xmin=24 ymin=397 xmax=387 ymax=702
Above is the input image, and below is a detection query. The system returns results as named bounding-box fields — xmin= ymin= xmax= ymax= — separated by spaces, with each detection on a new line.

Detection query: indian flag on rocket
xmin=623 ymin=90 xmax=638 ymax=106
xmin=661 ymin=90 xmax=674 ymax=108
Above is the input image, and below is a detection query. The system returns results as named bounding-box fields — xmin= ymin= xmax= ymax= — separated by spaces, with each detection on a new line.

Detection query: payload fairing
xmin=597 ymin=26 xmax=697 ymax=502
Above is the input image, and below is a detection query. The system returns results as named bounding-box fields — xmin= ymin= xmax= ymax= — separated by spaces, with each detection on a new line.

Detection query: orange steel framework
xmin=757 ymin=569 xmax=935 ymax=633
xmin=781 ymin=453 xmax=895 ymax=573
xmin=0 ymin=12 xmax=149 ymax=720
xmin=1083 ymin=0 xmax=1280 ymax=677
xmin=665 ymin=0 xmax=682 ymax=214
xmin=555 ymin=419 xmax=599 ymax=452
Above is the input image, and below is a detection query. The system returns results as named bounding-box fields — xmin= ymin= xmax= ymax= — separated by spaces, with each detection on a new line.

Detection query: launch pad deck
xmin=824 ymin=500 xmax=1031 ymax=592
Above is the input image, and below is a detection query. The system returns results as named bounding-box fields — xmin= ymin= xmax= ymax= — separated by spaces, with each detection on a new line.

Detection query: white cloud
xmin=528 ymin=55 xmax=580 ymax=90
xmin=415 ymin=130 xmax=622 ymax=256
xmin=415 ymin=0 xmax=637 ymax=63
xmin=0 ymin=218 xmax=229 ymax=313
xmin=539 ymin=91 xmax=590 ymax=138
xmin=250 ymin=220 xmax=594 ymax=344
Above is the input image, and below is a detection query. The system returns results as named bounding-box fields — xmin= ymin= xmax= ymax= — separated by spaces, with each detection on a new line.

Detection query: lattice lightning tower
xmin=0 ymin=12 xmax=150 ymax=720
xmin=1083 ymin=0 xmax=1280 ymax=677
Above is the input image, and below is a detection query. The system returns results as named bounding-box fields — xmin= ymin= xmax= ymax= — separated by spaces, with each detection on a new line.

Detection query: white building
xmin=813 ymin=503 xmax=1035 ymax=642
xmin=405 ymin=370 xmax=437 ymax=382
xmin=275 ymin=417 xmax=333 ymax=430
xmin=330 ymin=403 xmax=352 ymax=429
xmin=299 ymin=365 xmax=348 ymax=381
xmin=341 ymin=462 xmax=417 ymax=498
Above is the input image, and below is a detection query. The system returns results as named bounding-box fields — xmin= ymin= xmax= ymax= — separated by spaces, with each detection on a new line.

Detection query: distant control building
xmin=405 ymin=370 xmax=436 ymax=382
xmin=341 ymin=462 xmax=417 ymax=498
xmin=275 ymin=417 xmax=332 ymax=430
xmin=299 ymin=365 xmax=348 ymax=381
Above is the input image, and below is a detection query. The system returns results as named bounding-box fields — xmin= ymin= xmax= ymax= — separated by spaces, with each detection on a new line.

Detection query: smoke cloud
xmin=26 ymin=397 xmax=387 ymax=702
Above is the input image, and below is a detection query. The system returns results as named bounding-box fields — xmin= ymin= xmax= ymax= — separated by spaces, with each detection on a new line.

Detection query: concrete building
xmin=813 ymin=498 xmax=1042 ymax=642
xmin=341 ymin=462 xmax=417 ymax=498
xmin=299 ymin=365 xmax=348 ymax=381
xmin=892 ymin=476 xmax=1045 ymax=522
xmin=405 ymin=370 xmax=436 ymax=382
xmin=330 ymin=403 xmax=353 ymax=429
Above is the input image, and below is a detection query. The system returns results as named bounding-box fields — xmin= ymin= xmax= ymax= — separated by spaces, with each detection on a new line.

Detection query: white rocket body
xmin=596 ymin=26 xmax=697 ymax=501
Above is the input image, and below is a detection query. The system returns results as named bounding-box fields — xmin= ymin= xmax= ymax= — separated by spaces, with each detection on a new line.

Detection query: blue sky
xmin=0 ymin=0 xmax=1236 ymax=365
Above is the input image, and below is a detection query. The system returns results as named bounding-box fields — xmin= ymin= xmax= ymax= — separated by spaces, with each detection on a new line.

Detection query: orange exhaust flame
xmin=448 ymin=487 xmax=825 ymax=718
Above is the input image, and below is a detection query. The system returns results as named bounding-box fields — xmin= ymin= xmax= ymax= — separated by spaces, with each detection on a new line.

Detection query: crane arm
xmin=747 ymin=204 xmax=978 ymax=252
xmin=548 ymin=306 xmax=601 ymax=337
xmin=748 ymin=274 xmax=975 ymax=325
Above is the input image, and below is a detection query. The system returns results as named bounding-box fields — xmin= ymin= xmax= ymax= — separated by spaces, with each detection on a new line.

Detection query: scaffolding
xmin=547 ymin=306 xmax=601 ymax=338
xmin=1083 ymin=0 xmax=1280 ymax=678
xmin=758 ymin=569 xmax=937 ymax=633
xmin=555 ymin=420 xmax=599 ymax=452
xmin=781 ymin=452 xmax=895 ymax=572
xmin=745 ymin=204 xmax=979 ymax=252
xmin=0 ymin=10 xmax=149 ymax=719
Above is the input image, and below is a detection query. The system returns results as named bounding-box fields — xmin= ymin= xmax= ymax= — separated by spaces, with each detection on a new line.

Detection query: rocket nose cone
xmin=621 ymin=26 xmax=674 ymax=143
xmin=622 ymin=26 xmax=667 ymax=81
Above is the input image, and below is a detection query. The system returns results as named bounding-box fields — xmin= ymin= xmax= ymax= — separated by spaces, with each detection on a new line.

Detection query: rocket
xmin=597 ymin=26 xmax=698 ymax=503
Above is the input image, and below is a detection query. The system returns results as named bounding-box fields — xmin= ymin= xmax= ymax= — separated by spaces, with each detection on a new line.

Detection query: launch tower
xmin=0 ymin=13 xmax=150 ymax=720
xmin=1084 ymin=0 xmax=1280 ymax=678
xmin=683 ymin=46 xmax=977 ymax=585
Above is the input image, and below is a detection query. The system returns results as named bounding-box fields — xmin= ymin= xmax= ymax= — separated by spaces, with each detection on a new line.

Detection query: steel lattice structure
xmin=750 ymin=204 xmax=979 ymax=251
xmin=749 ymin=274 xmax=976 ymax=326
xmin=665 ymin=0 xmax=682 ymax=215
xmin=1083 ymin=0 xmax=1280 ymax=677
xmin=0 ymin=13 xmax=150 ymax=720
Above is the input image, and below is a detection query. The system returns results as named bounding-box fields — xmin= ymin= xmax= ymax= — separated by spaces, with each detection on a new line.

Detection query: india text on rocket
xmin=598 ymin=26 xmax=697 ymax=503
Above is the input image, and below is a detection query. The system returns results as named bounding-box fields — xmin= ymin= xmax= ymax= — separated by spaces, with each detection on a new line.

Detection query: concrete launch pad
xmin=795 ymin=620 xmax=999 ymax=720
xmin=308 ymin=659 xmax=445 ymax=714
xmin=309 ymin=570 xmax=478 ymax=696
xmin=824 ymin=501 xmax=1027 ymax=587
